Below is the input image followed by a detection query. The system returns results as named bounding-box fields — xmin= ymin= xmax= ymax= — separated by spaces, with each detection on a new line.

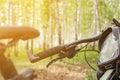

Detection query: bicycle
xmin=27 ymin=18 xmax=120 ymax=80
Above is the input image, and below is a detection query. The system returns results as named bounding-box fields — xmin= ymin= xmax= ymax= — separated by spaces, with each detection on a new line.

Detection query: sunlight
xmin=0 ymin=0 xmax=119 ymax=79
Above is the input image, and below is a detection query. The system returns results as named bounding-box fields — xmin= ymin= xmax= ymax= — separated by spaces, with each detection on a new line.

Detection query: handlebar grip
xmin=32 ymin=45 xmax=66 ymax=62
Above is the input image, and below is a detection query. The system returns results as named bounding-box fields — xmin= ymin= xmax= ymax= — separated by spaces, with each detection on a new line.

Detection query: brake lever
xmin=46 ymin=50 xmax=66 ymax=68
xmin=46 ymin=57 xmax=62 ymax=68
xmin=46 ymin=45 xmax=80 ymax=68
xmin=113 ymin=18 xmax=120 ymax=27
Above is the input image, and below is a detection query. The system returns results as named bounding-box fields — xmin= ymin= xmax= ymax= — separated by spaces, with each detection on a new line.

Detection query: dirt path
xmin=36 ymin=61 xmax=87 ymax=80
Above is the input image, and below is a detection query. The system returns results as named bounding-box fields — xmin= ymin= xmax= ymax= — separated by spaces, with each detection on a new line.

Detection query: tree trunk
xmin=92 ymin=0 xmax=100 ymax=49
xmin=49 ymin=0 xmax=53 ymax=48
xmin=94 ymin=0 xmax=100 ymax=33
xmin=78 ymin=1 xmax=82 ymax=39
xmin=103 ymin=0 xmax=108 ymax=28
xmin=75 ymin=0 xmax=78 ymax=40
xmin=43 ymin=28 xmax=47 ymax=50
xmin=55 ymin=0 xmax=62 ymax=45
xmin=8 ymin=0 xmax=11 ymax=25
xmin=62 ymin=1 xmax=65 ymax=44
xmin=31 ymin=0 xmax=35 ymax=52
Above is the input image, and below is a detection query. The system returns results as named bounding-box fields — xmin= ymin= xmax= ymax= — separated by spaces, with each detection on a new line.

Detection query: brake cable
xmin=83 ymin=43 xmax=97 ymax=71
xmin=46 ymin=43 xmax=92 ymax=68
xmin=46 ymin=42 xmax=99 ymax=70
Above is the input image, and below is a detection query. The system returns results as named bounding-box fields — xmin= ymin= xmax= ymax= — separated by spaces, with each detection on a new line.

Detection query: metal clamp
xmin=105 ymin=64 xmax=113 ymax=69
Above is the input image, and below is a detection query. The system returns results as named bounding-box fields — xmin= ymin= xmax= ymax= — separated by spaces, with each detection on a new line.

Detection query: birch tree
xmin=55 ymin=0 xmax=62 ymax=45
xmin=94 ymin=0 xmax=100 ymax=33
xmin=75 ymin=0 xmax=78 ymax=40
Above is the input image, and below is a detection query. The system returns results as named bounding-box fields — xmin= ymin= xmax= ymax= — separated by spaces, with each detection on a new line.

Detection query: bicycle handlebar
xmin=28 ymin=32 xmax=102 ymax=63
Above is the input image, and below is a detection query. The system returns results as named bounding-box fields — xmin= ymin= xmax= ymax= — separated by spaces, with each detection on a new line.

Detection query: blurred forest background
xmin=1 ymin=0 xmax=120 ymax=49
xmin=0 ymin=0 xmax=120 ymax=79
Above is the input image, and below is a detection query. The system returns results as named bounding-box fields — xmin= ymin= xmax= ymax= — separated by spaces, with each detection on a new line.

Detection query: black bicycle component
xmin=97 ymin=19 xmax=120 ymax=79
xmin=59 ymin=45 xmax=78 ymax=59
xmin=46 ymin=57 xmax=61 ymax=68
xmin=113 ymin=18 xmax=120 ymax=27
xmin=46 ymin=45 xmax=79 ymax=68
xmin=98 ymin=27 xmax=120 ymax=72
xmin=83 ymin=43 xmax=97 ymax=71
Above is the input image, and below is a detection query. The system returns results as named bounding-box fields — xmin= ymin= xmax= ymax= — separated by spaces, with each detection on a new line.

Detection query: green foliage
xmin=86 ymin=69 xmax=97 ymax=80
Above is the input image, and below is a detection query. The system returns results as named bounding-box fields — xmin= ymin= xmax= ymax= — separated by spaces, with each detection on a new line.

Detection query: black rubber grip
xmin=35 ymin=45 xmax=66 ymax=61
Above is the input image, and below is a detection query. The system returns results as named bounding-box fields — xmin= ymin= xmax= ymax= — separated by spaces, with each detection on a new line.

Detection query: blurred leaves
xmin=0 ymin=0 xmax=119 ymax=46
